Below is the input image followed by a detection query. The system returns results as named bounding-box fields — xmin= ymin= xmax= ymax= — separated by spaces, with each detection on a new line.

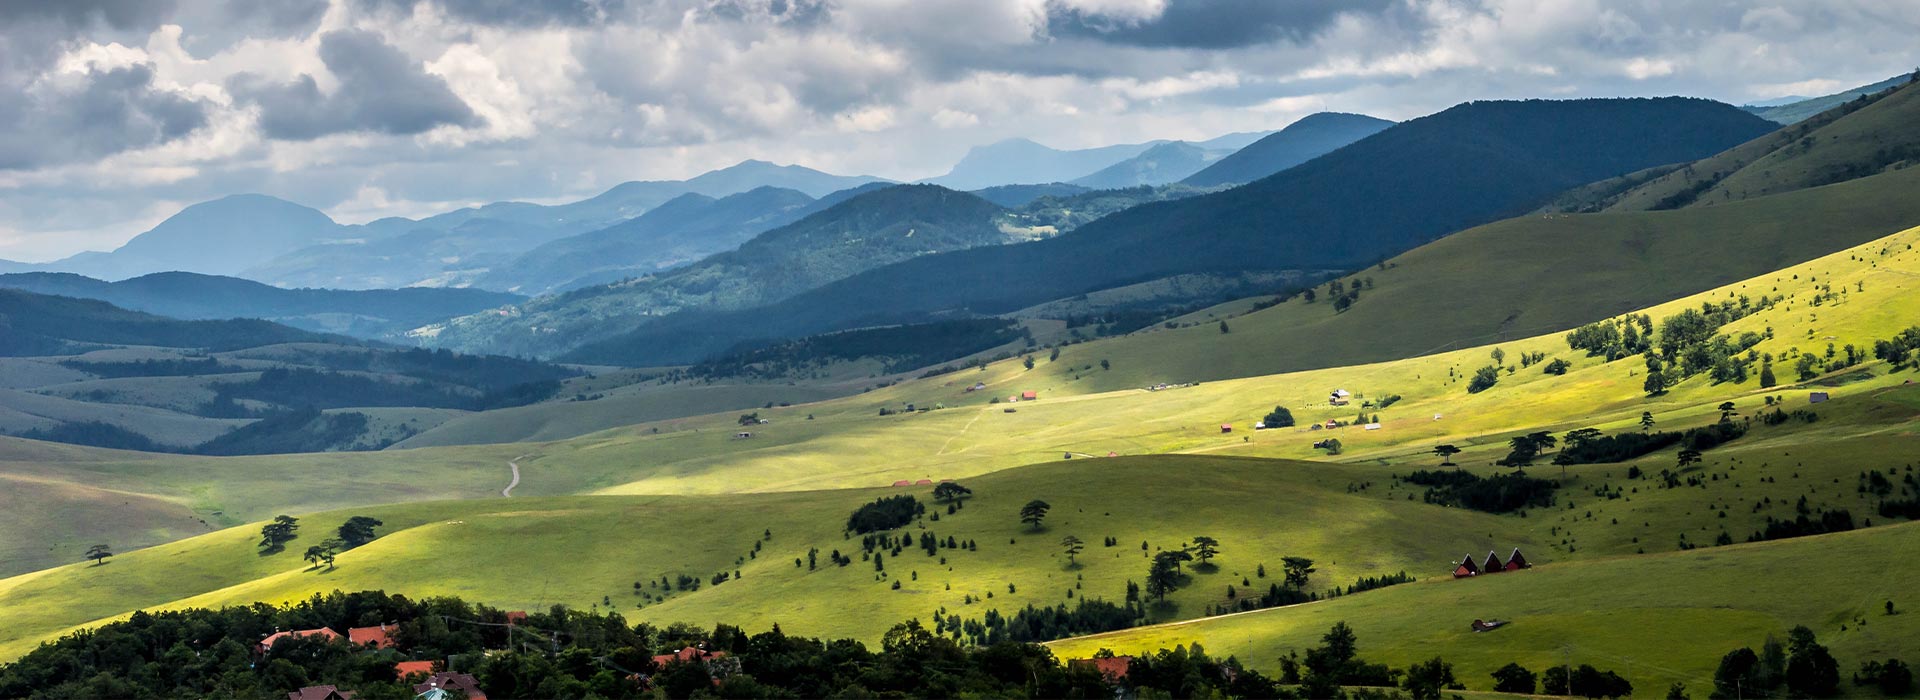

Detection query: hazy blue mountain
xmin=430 ymin=185 xmax=1013 ymax=358
xmin=923 ymin=138 xmax=1159 ymax=190
xmin=0 ymin=271 xmax=520 ymax=339
xmin=0 ymin=288 xmax=343 ymax=357
xmin=479 ymin=186 xmax=818 ymax=294
xmin=1070 ymin=141 xmax=1221 ymax=189
xmin=1182 ymin=113 xmax=1394 ymax=186
xmin=1745 ymin=73 xmax=1913 ymax=124
xmin=240 ymin=161 xmax=889 ymax=290
xmin=970 ymin=183 xmax=1092 ymax=208
xmin=26 ymin=195 xmax=349 ymax=281
xmin=573 ymin=98 xmax=1782 ymax=366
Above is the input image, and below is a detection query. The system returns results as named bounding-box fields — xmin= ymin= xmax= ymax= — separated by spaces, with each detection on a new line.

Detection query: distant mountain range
xmin=1743 ymin=73 xmax=1914 ymax=124
xmin=561 ymin=97 xmax=1781 ymax=365
xmin=0 ymin=271 xmax=520 ymax=340
xmin=922 ymin=130 xmax=1272 ymax=191
xmin=428 ymin=185 xmax=1017 ymax=358
xmin=1 ymin=161 xmax=890 ymax=289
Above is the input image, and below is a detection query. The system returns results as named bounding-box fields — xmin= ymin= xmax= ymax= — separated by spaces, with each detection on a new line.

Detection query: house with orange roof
xmin=395 ymin=661 xmax=437 ymax=679
xmin=1070 ymin=656 xmax=1132 ymax=681
xmin=348 ymin=624 xmax=397 ymax=649
xmin=652 ymin=646 xmax=727 ymax=670
xmin=258 ymin=627 xmax=344 ymax=654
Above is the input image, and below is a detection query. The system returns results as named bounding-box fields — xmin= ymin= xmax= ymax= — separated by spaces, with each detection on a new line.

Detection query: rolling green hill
xmin=0 ymin=289 xmax=343 ymax=357
xmin=1745 ymin=72 xmax=1914 ymax=124
xmin=1050 ymin=518 xmax=1920 ymax=694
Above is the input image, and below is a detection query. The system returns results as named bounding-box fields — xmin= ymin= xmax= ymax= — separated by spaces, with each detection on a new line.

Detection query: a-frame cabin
xmin=1505 ymin=548 xmax=1531 ymax=571
xmin=1452 ymin=553 xmax=1480 ymax=578
xmin=1483 ymin=551 xmax=1504 ymax=574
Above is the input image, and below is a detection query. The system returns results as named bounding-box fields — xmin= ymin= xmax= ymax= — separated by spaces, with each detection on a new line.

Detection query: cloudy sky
xmin=1 ymin=0 xmax=1916 ymax=262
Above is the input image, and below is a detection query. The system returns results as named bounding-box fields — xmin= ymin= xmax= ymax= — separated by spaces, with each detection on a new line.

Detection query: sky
xmin=1 ymin=0 xmax=1917 ymax=262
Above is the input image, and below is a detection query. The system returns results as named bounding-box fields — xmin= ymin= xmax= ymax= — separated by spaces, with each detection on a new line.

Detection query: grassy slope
xmin=1049 ymin=520 xmax=1920 ymax=694
xmin=1552 ymin=77 xmax=1919 ymax=213
xmin=0 ymin=456 xmax=1538 ymax=660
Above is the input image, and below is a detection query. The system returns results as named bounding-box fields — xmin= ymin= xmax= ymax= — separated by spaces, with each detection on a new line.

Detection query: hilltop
xmin=1548 ymin=75 xmax=1920 ymax=213
xmin=1181 ymin=112 xmax=1394 ymax=187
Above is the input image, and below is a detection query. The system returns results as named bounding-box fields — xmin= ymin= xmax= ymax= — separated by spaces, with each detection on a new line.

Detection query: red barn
xmin=1452 ymin=554 xmax=1480 ymax=578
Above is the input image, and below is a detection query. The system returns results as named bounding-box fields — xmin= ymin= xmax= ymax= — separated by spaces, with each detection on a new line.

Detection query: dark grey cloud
xmin=0 ymin=63 xmax=210 ymax=170
xmin=352 ymin=0 xmax=630 ymax=26
xmin=228 ymin=29 xmax=480 ymax=140
xmin=1046 ymin=0 xmax=1393 ymax=49
xmin=0 ymin=0 xmax=177 ymax=30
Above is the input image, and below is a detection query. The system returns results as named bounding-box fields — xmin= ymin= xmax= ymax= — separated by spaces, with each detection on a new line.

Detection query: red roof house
xmin=1504 ymin=548 xmax=1531 ymax=571
xmin=289 ymin=685 xmax=354 ymax=700
xmin=348 ymin=624 xmax=396 ymax=649
xmin=504 ymin=611 xmax=528 ymax=626
xmin=259 ymin=627 xmax=343 ymax=653
xmin=1452 ymin=554 xmax=1480 ymax=578
xmin=892 ymin=480 xmax=912 ymax=487
xmin=1070 ymin=656 xmax=1133 ymax=681
xmin=1021 ymin=390 xmax=1038 ymax=400
xmin=413 ymin=672 xmax=487 ymax=700
xmin=395 ymin=661 xmax=437 ymax=679
xmin=914 ymin=478 xmax=934 ymax=485
xmin=652 ymin=646 xmax=728 ymax=670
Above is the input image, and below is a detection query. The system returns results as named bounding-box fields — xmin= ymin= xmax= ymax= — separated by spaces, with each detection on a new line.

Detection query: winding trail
xmin=502 ymin=456 xmax=527 ymax=497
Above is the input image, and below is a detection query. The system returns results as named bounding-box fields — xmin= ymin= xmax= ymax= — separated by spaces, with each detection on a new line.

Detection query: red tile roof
xmin=892 ymin=480 xmax=912 ymax=487
xmin=1021 ymin=391 xmax=1038 ymax=399
xmin=1071 ymin=656 xmax=1132 ymax=680
xmin=348 ymin=624 xmax=396 ymax=649
xmin=652 ymin=646 xmax=727 ymax=670
xmin=413 ymin=672 xmax=487 ymax=700
xmin=505 ymin=611 xmax=528 ymax=625
xmin=395 ymin=661 xmax=437 ymax=679
xmin=259 ymin=627 xmax=343 ymax=652
xmin=914 ymin=479 xmax=933 ymax=485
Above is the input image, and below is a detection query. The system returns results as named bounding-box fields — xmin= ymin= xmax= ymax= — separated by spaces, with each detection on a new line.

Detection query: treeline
xmin=195 ymin=408 xmax=399 ymax=456
xmin=1401 ymin=470 xmax=1558 ymax=514
xmin=207 ymin=368 xmax=558 ymax=413
xmin=1553 ymin=421 xmax=1747 ymax=465
xmin=57 ymin=357 xmax=235 ymax=378
xmin=17 ymin=409 xmax=409 ymax=456
xmin=688 ymin=319 xmax=1028 ymax=380
xmin=2 ymin=587 xmax=1571 ymax=700
xmin=305 ymin=347 xmax=579 ymax=392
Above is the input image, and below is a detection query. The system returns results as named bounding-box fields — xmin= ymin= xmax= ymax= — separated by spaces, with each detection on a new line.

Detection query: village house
xmin=347 ymin=624 xmax=396 ymax=649
xmin=289 ymin=685 xmax=354 ymax=700
xmin=1070 ymin=656 xmax=1133 ymax=681
xmin=258 ymin=627 xmax=343 ymax=654
xmin=413 ymin=672 xmax=487 ymax=700
xmin=395 ymin=661 xmax=437 ymax=679
xmin=1021 ymin=390 xmax=1039 ymax=401
xmin=1810 ymin=391 xmax=1830 ymax=403
xmin=652 ymin=646 xmax=728 ymax=670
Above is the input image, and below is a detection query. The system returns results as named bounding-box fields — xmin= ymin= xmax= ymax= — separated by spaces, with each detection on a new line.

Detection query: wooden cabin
xmin=1483 ymin=551 xmax=1504 ymax=574
xmin=1452 ymin=554 xmax=1480 ymax=578
xmin=1505 ymin=548 xmax=1531 ymax=571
